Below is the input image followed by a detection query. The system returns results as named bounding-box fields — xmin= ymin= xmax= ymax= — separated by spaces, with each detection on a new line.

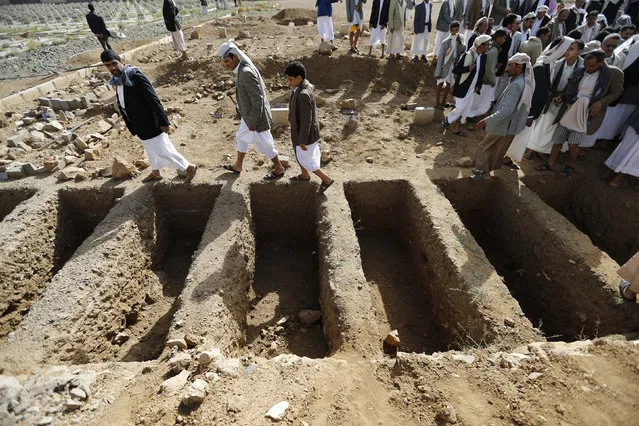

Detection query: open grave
xmin=436 ymin=177 xmax=632 ymax=341
xmin=523 ymin=175 xmax=639 ymax=266
xmin=0 ymin=187 xmax=36 ymax=222
xmin=344 ymin=180 xmax=500 ymax=354
xmin=247 ymin=183 xmax=328 ymax=359
xmin=0 ymin=187 xmax=122 ymax=339
xmin=121 ymin=184 xmax=219 ymax=362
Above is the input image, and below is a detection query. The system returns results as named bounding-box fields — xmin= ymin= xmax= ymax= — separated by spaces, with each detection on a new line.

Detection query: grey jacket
xmin=288 ymin=79 xmax=320 ymax=147
xmin=388 ymin=0 xmax=405 ymax=31
xmin=435 ymin=0 xmax=453 ymax=32
xmin=235 ymin=62 xmax=272 ymax=132
xmin=485 ymin=74 xmax=528 ymax=136
xmin=484 ymin=44 xmax=500 ymax=86
xmin=435 ymin=35 xmax=466 ymax=78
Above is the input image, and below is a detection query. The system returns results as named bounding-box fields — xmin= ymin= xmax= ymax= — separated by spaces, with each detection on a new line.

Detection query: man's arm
xmin=297 ymin=92 xmax=314 ymax=147
xmin=483 ymin=83 xmax=522 ymax=125
xmin=131 ymin=72 xmax=171 ymax=128
xmin=596 ymin=69 xmax=624 ymax=107
xmin=240 ymin=68 xmax=265 ymax=130
xmin=452 ymin=54 xmax=473 ymax=74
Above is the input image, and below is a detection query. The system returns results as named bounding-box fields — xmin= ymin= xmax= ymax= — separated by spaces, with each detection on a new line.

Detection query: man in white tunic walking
xmin=101 ymin=50 xmax=196 ymax=182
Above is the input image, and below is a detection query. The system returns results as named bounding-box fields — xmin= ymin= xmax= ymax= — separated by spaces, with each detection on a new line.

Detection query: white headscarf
xmin=596 ymin=14 xmax=608 ymax=28
xmin=618 ymin=35 xmax=639 ymax=70
xmin=508 ymin=52 xmax=534 ymax=110
xmin=536 ymin=36 xmax=574 ymax=67
xmin=218 ymin=40 xmax=270 ymax=110
xmin=536 ymin=5 xmax=549 ymax=14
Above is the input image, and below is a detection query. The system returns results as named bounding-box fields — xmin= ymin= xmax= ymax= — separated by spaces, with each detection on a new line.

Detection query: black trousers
xmin=97 ymin=35 xmax=112 ymax=51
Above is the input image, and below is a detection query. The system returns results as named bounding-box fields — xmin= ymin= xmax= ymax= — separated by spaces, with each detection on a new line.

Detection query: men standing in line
xmin=520 ymin=12 xmax=536 ymax=44
xmin=369 ymin=0 xmax=390 ymax=57
xmin=163 ymin=0 xmax=188 ymax=60
xmin=101 ymin=49 xmax=197 ymax=182
xmin=388 ymin=0 xmax=406 ymax=59
xmin=520 ymin=27 xmax=549 ymax=63
xmin=536 ymin=50 xmax=623 ymax=175
xmin=490 ymin=0 xmax=510 ymax=27
xmin=473 ymin=53 xmax=533 ymax=181
xmin=218 ymin=41 xmax=286 ymax=179
xmin=531 ymin=5 xmax=551 ymax=37
xmin=86 ymin=4 xmax=112 ymax=51
xmin=285 ymin=62 xmax=334 ymax=192
xmin=346 ymin=0 xmax=364 ymax=53
xmin=411 ymin=0 xmax=433 ymax=62
xmin=434 ymin=21 xmax=466 ymax=107
xmin=443 ymin=34 xmax=491 ymax=136
xmin=433 ymin=0 xmax=456 ymax=61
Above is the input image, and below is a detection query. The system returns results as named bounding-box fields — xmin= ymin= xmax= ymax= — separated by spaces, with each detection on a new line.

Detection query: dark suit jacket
xmin=116 ymin=68 xmax=171 ymax=141
xmin=288 ymin=79 xmax=321 ymax=147
xmin=557 ymin=63 xmax=624 ymax=134
xmin=452 ymin=52 xmax=486 ymax=98
xmin=414 ymin=1 xmax=433 ymax=33
xmin=370 ymin=0 xmax=391 ymax=27
xmin=86 ymin=11 xmax=109 ymax=36
xmin=566 ymin=8 xmax=586 ymax=33
xmin=163 ymin=0 xmax=181 ymax=32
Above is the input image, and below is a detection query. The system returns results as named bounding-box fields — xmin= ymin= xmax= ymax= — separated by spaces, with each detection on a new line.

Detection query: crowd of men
xmin=316 ymin=0 xmax=639 ymax=184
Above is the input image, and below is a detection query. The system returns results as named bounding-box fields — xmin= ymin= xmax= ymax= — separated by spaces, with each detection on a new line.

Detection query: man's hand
xmin=469 ymin=63 xmax=475 ymax=72
xmin=476 ymin=119 xmax=487 ymax=129
xmin=526 ymin=118 xmax=534 ymax=127
xmin=249 ymin=127 xmax=257 ymax=131
xmin=390 ymin=28 xmax=394 ymax=33
xmin=381 ymin=25 xmax=386 ymax=29
xmin=553 ymin=96 xmax=562 ymax=106
xmin=506 ymin=9 xmax=511 ymax=14
xmin=300 ymin=144 xmax=308 ymax=151
xmin=588 ymin=101 xmax=603 ymax=116
xmin=160 ymin=125 xmax=170 ymax=133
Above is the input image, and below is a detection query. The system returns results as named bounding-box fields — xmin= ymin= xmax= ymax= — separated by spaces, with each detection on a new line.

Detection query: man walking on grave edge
xmin=163 ymin=0 xmax=188 ymax=60
xmin=218 ymin=41 xmax=285 ymax=180
xmin=285 ymin=62 xmax=334 ymax=193
xmin=101 ymin=50 xmax=197 ymax=182
xmin=472 ymin=53 xmax=533 ymax=181
xmin=86 ymin=3 xmax=112 ymax=51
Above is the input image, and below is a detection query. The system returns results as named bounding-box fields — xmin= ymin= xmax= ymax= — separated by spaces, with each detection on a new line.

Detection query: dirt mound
xmin=271 ymin=8 xmax=317 ymax=26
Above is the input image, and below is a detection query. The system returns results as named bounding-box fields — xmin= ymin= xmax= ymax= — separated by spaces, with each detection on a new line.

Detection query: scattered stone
xmin=184 ymin=334 xmax=201 ymax=348
xmin=190 ymin=29 xmax=200 ymax=39
xmin=528 ymin=372 xmax=544 ymax=381
xmin=16 ymin=141 xmax=33 ymax=152
xmin=22 ymin=163 xmax=38 ymax=176
xmin=320 ymin=142 xmax=331 ymax=162
xmin=97 ymin=120 xmax=112 ymax=133
xmin=318 ymin=41 xmax=332 ymax=55
xmin=555 ymin=404 xmax=565 ymax=415
xmin=366 ymin=156 xmax=374 ymax=164
xmin=413 ymin=107 xmax=436 ymax=125
xmin=60 ymin=131 xmax=74 ymax=143
xmin=504 ymin=318 xmax=516 ymax=327
xmin=339 ymin=99 xmax=357 ymax=110
xmin=65 ymin=399 xmax=84 ymax=412
xmin=166 ymin=338 xmax=188 ymax=350
xmin=218 ymin=27 xmax=228 ymax=38
xmin=215 ymin=358 xmax=241 ymax=377
xmin=43 ymin=156 xmax=58 ymax=171
xmin=74 ymin=136 xmax=89 ymax=150
xmin=271 ymin=108 xmax=289 ymax=126
xmin=456 ymin=157 xmax=473 ymax=167
xmin=297 ymin=309 xmax=321 ymax=325
xmin=169 ymin=352 xmax=192 ymax=373
xmin=111 ymin=157 xmax=136 ymax=179
xmin=198 ymin=348 xmax=223 ymax=366
xmin=70 ymin=387 xmax=88 ymax=400
xmin=84 ymin=147 xmax=101 ymax=161
xmin=58 ymin=167 xmax=86 ymax=180
xmin=112 ymin=332 xmax=129 ymax=345
xmin=385 ymin=330 xmax=401 ymax=347
xmin=451 ymin=354 xmax=475 ymax=364
xmin=181 ymin=379 xmax=208 ymax=407
xmin=29 ymin=130 xmax=47 ymax=144
xmin=436 ymin=403 xmax=457 ymax=424
xmin=227 ymin=397 xmax=242 ymax=413
xmin=7 ymin=135 xmax=23 ymax=147
xmin=160 ymin=370 xmax=190 ymax=395
xmin=238 ymin=30 xmax=250 ymax=39
xmin=265 ymin=401 xmax=289 ymax=421
xmin=36 ymin=417 xmax=53 ymax=425
xmin=279 ymin=155 xmax=290 ymax=168
xmin=43 ymin=120 xmax=64 ymax=132
xmin=6 ymin=164 xmax=25 ymax=179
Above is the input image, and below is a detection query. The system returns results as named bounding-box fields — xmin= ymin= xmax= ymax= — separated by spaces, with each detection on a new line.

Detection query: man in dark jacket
xmin=86 ymin=4 xmax=111 ymax=51
xmin=369 ymin=0 xmax=391 ymax=57
xmin=285 ymin=62 xmax=333 ymax=192
xmin=101 ymin=49 xmax=197 ymax=182
xmin=410 ymin=0 xmax=432 ymax=62
xmin=163 ymin=0 xmax=188 ymax=60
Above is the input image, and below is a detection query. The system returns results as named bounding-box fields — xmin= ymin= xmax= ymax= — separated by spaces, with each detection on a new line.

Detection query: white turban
xmin=523 ymin=12 xmax=536 ymax=20
xmin=474 ymin=34 xmax=492 ymax=47
xmin=536 ymin=36 xmax=574 ymax=67
xmin=508 ymin=52 xmax=535 ymax=111
xmin=218 ymin=40 xmax=270 ymax=110
xmin=536 ymin=5 xmax=549 ymax=13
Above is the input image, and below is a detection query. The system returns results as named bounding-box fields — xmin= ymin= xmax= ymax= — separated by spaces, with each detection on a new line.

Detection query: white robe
xmin=117 ymin=85 xmax=189 ymax=171
xmin=605 ymin=126 xmax=639 ymax=177
xmin=370 ymin=0 xmax=387 ymax=46
xmin=447 ymin=54 xmax=482 ymax=125
xmin=581 ymin=103 xmax=636 ymax=147
xmin=171 ymin=30 xmax=186 ymax=52
xmin=388 ymin=30 xmax=405 ymax=54
xmin=318 ymin=16 xmax=335 ymax=41
xmin=559 ymin=70 xmax=599 ymax=133
xmin=295 ymin=142 xmax=322 ymax=172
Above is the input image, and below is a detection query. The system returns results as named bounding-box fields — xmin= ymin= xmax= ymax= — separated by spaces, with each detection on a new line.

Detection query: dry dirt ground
xmin=1 ymin=2 xmax=639 ymax=425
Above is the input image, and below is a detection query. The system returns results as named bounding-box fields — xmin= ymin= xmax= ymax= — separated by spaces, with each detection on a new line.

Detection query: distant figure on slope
xmin=86 ymin=3 xmax=112 ymax=51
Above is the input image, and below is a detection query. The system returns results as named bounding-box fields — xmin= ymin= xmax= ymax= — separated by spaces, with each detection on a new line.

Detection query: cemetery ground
xmin=1 ymin=2 xmax=639 ymax=425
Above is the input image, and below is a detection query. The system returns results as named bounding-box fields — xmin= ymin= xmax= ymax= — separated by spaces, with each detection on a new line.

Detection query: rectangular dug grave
xmin=523 ymin=175 xmax=639 ymax=265
xmin=121 ymin=184 xmax=219 ymax=361
xmin=0 ymin=188 xmax=36 ymax=222
xmin=436 ymin=178 xmax=623 ymax=341
xmin=0 ymin=187 xmax=122 ymax=339
xmin=248 ymin=184 xmax=328 ymax=359
xmin=345 ymin=180 xmax=477 ymax=354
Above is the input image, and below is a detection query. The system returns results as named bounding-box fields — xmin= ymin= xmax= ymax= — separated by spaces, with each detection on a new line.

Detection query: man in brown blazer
xmin=285 ymin=61 xmax=334 ymax=193
xmin=536 ymin=49 xmax=623 ymax=176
